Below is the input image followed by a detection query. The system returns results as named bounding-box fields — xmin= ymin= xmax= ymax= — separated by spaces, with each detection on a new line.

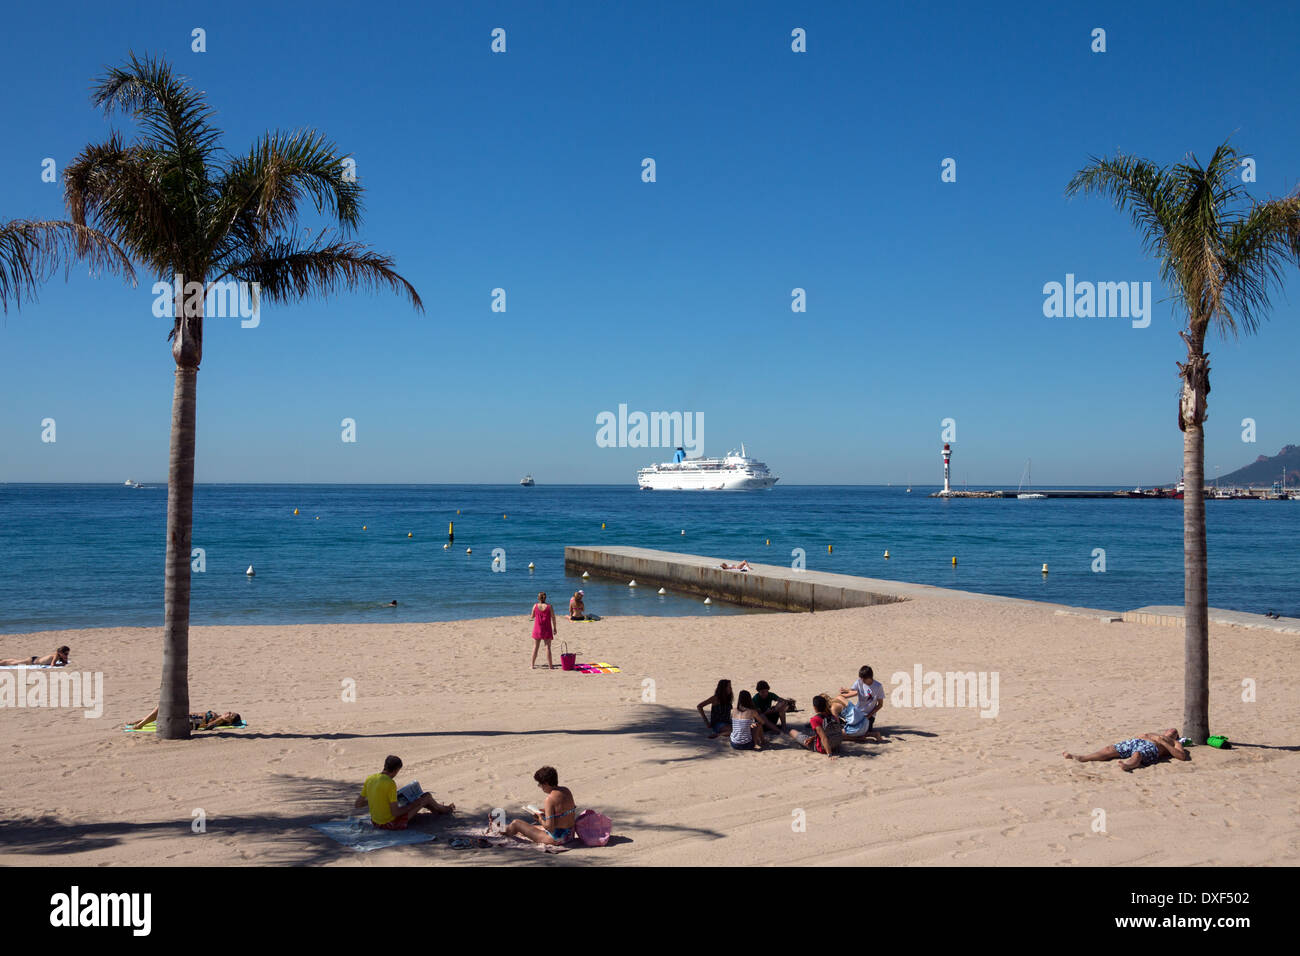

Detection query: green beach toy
xmin=1206 ymin=735 xmax=1231 ymax=749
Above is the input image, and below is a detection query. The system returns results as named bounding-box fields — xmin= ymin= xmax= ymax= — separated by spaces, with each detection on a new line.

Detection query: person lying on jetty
xmin=354 ymin=754 xmax=455 ymax=829
xmin=752 ymin=680 xmax=795 ymax=729
xmin=0 ymin=645 xmax=69 ymax=667
xmin=505 ymin=765 xmax=577 ymax=846
xmin=1063 ymin=729 xmax=1190 ymax=772
xmin=719 ymin=561 xmax=751 ymax=571
xmin=130 ymin=706 xmax=242 ymax=731
xmin=698 ymin=679 xmax=734 ymax=738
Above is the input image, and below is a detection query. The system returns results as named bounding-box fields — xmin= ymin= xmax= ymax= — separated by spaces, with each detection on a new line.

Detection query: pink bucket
xmin=560 ymin=642 xmax=577 ymax=671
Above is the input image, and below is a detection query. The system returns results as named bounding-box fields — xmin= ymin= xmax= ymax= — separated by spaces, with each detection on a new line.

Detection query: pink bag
xmin=574 ymin=809 xmax=612 ymax=846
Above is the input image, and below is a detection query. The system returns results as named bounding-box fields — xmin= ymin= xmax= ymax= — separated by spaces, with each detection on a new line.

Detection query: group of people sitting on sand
xmin=697 ymin=666 xmax=888 ymax=758
xmin=357 ymin=755 xmax=577 ymax=846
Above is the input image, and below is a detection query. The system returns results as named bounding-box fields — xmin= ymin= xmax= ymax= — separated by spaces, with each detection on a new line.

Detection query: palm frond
xmin=213 ymin=130 xmax=362 ymax=242
xmin=64 ymin=134 xmax=183 ymax=274
xmin=1220 ymin=191 xmax=1300 ymax=337
xmin=1066 ymin=153 xmax=1178 ymax=275
xmin=0 ymin=218 xmax=136 ymax=312
xmin=216 ymin=232 xmax=423 ymax=312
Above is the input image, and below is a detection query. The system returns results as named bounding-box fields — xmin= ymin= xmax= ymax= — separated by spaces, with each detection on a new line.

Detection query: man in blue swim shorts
xmin=1064 ymin=728 xmax=1190 ymax=772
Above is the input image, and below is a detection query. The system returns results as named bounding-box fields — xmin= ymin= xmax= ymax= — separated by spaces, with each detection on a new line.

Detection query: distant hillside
xmin=1218 ymin=445 xmax=1300 ymax=487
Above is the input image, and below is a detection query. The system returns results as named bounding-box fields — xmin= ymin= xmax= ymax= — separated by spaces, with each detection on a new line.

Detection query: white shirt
xmin=852 ymin=678 xmax=885 ymax=716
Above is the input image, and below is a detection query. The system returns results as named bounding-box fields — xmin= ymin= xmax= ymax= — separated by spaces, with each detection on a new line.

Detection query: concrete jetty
xmin=565 ymin=546 xmax=1298 ymax=633
xmin=563 ymin=545 xmax=1114 ymax=615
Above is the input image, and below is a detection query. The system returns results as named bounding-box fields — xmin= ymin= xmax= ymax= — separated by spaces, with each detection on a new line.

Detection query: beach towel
xmin=444 ymin=826 xmax=570 ymax=854
xmin=574 ymin=662 xmax=621 ymax=674
xmin=0 ymin=664 xmax=52 ymax=670
xmin=311 ymin=816 xmax=439 ymax=852
xmin=123 ymin=720 xmax=249 ymax=733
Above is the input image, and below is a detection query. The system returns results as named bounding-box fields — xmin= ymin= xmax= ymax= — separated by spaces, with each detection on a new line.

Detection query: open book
xmin=395 ymin=781 xmax=425 ymax=807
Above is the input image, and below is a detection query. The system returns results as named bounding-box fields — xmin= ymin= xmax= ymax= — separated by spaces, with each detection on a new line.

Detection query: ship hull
xmin=637 ymin=473 xmax=778 ymax=491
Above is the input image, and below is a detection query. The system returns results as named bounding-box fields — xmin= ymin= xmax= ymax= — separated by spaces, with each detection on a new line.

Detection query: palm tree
xmin=1067 ymin=141 xmax=1300 ymax=742
xmin=64 ymin=53 xmax=424 ymax=739
xmin=0 ymin=218 xmax=133 ymax=312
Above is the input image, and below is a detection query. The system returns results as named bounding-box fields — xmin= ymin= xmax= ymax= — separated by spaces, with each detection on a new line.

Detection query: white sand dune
xmin=1 ymin=597 xmax=1295 ymax=866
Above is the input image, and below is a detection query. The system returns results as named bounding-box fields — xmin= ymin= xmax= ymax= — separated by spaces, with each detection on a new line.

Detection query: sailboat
xmin=1017 ymin=459 xmax=1046 ymax=499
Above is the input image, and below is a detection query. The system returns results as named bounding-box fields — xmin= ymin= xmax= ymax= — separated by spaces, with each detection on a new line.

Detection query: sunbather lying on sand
xmin=1064 ymin=728 xmax=1190 ymax=772
xmin=719 ymin=561 xmax=751 ymax=571
xmin=130 ymin=706 xmax=242 ymax=731
xmin=0 ymin=645 xmax=69 ymax=667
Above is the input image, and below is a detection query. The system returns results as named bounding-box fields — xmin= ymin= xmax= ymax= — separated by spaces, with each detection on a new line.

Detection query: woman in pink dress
xmin=530 ymin=592 xmax=558 ymax=669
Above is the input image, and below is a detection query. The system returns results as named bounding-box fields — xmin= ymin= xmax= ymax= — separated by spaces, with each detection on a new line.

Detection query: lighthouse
xmin=941 ymin=442 xmax=952 ymax=496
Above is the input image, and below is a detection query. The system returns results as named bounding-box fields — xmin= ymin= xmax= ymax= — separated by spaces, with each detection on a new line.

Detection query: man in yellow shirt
xmin=354 ymin=755 xmax=455 ymax=829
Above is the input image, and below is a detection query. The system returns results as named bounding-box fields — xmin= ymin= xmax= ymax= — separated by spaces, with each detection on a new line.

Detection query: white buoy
xmin=528 ymin=562 xmax=535 ymax=570
xmin=1041 ymin=563 xmax=1049 ymax=574
xmin=245 ymin=565 xmax=255 ymax=576
xmin=884 ymin=550 xmax=890 ymax=559
xmin=628 ymin=580 xmax=637 ymax=587
xmin=443 ymin=543 xmax=449 ymax=550
xmin=582 ymin=571 xmax=590 ymax=578
xmin=657 ymin=587 xmax=666 ymax=595
xmin=680 ymin=530 xmax=685 ymax=535
xmin=466 ymin=547 xmax=472 ymax=554
xmin=703 ymin=597 xmax=712 ymax=605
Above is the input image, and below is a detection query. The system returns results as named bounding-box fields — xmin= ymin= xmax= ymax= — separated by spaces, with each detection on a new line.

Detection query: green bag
xmin=1206 ymin=735 xmax=1231 ymax=749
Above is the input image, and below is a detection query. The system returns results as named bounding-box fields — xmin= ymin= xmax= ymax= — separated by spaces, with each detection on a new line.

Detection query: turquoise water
xmin=0 ymin=483 xmax=1296 ymax=634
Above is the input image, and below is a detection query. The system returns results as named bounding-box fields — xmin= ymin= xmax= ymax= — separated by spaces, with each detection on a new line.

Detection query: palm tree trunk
xmin=158 ymin=364 xmax=197 ymax=738
xmin=158 ymin=278 xmax=203 ymax=740
xmin=1179 ymin=341 xmax=1210 ymax=744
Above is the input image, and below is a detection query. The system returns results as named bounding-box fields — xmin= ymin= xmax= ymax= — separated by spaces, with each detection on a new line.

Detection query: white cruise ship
xmin=637 ymin=444 xmax=778 ymax=491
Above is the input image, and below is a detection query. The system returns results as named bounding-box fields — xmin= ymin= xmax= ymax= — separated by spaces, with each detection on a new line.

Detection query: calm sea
xmin=0 ymin=484 xmax=1296 ymax=634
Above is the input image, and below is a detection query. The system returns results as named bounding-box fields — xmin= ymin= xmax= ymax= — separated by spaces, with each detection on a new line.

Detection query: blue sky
xmin=2 ymin=0 xmax=1298 ymax=485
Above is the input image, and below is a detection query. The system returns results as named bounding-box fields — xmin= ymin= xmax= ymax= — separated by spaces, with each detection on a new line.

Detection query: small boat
xmin=519 ymin=475 xmax=535 ymax=487
xmin=1017 ymin=459 xmax=1046 ymax=499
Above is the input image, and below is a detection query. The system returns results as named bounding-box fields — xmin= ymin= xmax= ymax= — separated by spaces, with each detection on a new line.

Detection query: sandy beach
xmin=1 ymin=596 xmax=1296 ymax=866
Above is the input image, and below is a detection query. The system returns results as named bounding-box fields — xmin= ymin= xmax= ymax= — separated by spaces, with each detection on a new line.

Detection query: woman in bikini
xmin=530 ymin=592 xmax=558 ymax=669
xmin=0 ymin=646 xmax=69 ymax=667
xmin=130 ymin=706 xmax=242 ymax=731
xmin=505 ymin=766 xmax=577 ymax=846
